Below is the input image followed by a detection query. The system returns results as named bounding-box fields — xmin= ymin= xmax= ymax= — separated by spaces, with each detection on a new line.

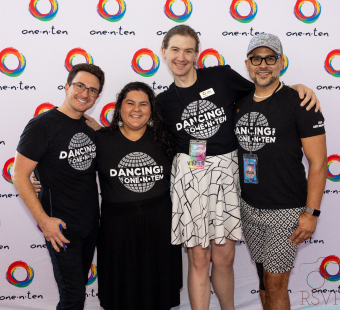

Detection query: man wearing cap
xmin=234 ymin=33 xmax=327 ymax=309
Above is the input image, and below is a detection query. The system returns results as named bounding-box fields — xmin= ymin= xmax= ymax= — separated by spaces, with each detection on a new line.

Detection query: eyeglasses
xmin=248 ymin=55 xmax=280 ymax=66
xmin=70 ymin=82 xmax=99 ymax=97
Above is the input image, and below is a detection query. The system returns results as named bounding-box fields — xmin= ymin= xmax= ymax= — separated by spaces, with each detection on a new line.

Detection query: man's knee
xmin=263 ymin=269 xmax=290 ymax=295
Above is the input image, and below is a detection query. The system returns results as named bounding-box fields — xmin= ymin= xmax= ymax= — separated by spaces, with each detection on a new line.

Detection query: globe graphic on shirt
xmin=68 ymin=133 xmax=96 ymax=170
xmin=118 ymin=152 xmax=157 ymax=193
xmin=236 ymin=112 xmax=269 ymax=151
xmin=182 ymin=100 xmax=222 ymax=139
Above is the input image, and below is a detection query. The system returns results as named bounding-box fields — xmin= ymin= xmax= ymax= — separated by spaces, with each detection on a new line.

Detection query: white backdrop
xmin=0 ymin=1 xmax=340 ymax=309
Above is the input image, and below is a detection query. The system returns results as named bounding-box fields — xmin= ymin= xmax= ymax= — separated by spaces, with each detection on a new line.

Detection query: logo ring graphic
xmin=320 ymin=256 xmax=340 ymax=282
xmin=230 ymin=0 xmax=258 ymax=23
xmin=0 ymin=48 xmax=26 ymax=77
xmin=280 ymin=55 xmax=289 ymax=77
xmin=294 ymin=0 xmax=321 ymax=24
xmin=2 ymin=157 xmax=15 ymax=184
xmin=132 ymin=49 xmax=160 ymax=77
xmin=100 ymin=102 xmax=116 ymax=127
xmin=325 ymin=50 xmax=340 ymax=78
xmin=164 ymin=0 xmax=193 ymax=23
xmin=29 ymin=0 xmax=58 ymax=21
xmin=34 ymin=103 xmax=54 ymax=117
xmin=65 ymin=48 xmax=93 ymax=72
xmin=97 ymin=0 xmax=126 ymax=22
xmin=198 ymin=49 xmax=225 ymax=68
xmin=6 ymin=261 xmax=34 ymax=287
xmin=87 ymin=264 xmax=98 ymax=285
xmin=327 ymin=155 xmax=340 ymax=182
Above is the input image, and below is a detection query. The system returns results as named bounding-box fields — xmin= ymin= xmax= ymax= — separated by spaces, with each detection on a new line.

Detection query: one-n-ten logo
xmin=59 ymin=133 xmax=96 ymax=170
xmin=235 ymin=112 xmax=276 ymax=151
xmin=177 ymin=100 xmax=226 ymax=139
xmin=110 ymin=152 xmax=164 ymax=193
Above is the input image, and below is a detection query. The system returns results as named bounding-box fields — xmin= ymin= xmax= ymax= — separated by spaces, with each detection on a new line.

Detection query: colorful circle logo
xmin=230 ymin=0 xmax=258 ymax=23
xmin=320 ymin=256 xmax=340 ymax=282
xmin=327 ymin=155 xmax=340 ymax=182
xmin=65 ymin=48 xmax=93 ymax=72
xmin=100 ymin=102 xmax=116 ymax=127
xmin=2 ymin=158 xmax=14 ymax=184
xmin=6 ymin=261 xmax=34 ymax=288
xmin=325 ymin=50 xmax=340 ymax=78
xmin=0 ymin=48 xmax=26 ymax=77
xmin=29 ymin=0 xmax=58 ymax=21
xmin=164 ymin=0 xmax=192 ymax=23
xmin=198 ymin=49 xmax=225 ymax=69
xmin=132 ymin=48 xmax=160 ymax=77
xmin=294 ymin=0 xmax=321 ymax=24
xmin=87 ymin=264 xmax=98 ymax=285
xmin=34 ymin=103 xmax=54 ymax=117
xmin=280 ymin=55 xmax=289 ymax=76
xmin=97 ymin=0 xmax=126 ymax=22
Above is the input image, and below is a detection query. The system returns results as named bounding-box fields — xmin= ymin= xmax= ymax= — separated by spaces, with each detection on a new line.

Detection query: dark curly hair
xmin=101 ymin=82 xmax=173 ymax=155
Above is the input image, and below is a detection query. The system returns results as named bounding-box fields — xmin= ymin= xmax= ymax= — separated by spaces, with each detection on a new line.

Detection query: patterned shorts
xmin=240 ymin=199 xmax=305 ymax=273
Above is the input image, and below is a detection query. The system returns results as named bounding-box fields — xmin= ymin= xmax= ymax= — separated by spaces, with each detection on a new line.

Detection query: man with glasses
xmin=12 ymin=63 xmax=105 ymax=310
xmin=234 ymin=34 xmax=327 ymax=309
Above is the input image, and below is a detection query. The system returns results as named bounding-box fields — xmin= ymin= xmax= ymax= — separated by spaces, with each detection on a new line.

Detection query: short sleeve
xmin=226 ymin=66 xmax=254 ymax=101
xmin=16 ymin=117 xmax=48 ymax=162
xmin=294 ymin=103 xmax=325 ymax=138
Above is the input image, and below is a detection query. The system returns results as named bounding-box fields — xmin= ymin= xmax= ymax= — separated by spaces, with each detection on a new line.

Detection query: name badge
xmin=199 ymin=88 xmax=215 ymax=99
xmin=189 ymin=140 xmax=207 ymax=169
xmin=243 ymin=154 xmax=258 ymax=184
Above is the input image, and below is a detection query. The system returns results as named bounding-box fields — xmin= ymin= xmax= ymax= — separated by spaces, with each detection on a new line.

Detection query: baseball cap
xmin=247 ymin=33 xmax=283 ymax=56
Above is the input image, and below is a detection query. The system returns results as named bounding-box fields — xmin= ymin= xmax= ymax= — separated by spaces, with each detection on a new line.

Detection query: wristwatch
xmin=305 ymin=207 xmax=321 ymax=217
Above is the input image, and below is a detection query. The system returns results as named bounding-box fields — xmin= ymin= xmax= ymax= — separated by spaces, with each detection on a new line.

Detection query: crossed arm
xmin=289 ymin=134 xmax=327 ymax=246
xmin=12 ymin=152 xmax=70 ymax=252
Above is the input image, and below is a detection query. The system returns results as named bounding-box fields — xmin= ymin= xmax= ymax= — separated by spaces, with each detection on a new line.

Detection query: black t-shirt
xmin=17 ymin=107 xmax=99 ymax=225
xmin=234 ymin=86 xmax=325 ymax=209
xmin=96 ymin=128 xmax=172 ymax=203
xmin=157 ymin=65 xmax=254 ymax=156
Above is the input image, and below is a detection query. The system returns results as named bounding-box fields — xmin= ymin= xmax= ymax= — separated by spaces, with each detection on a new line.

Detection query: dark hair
xmin=103 ymin=82 xmax=173 ymax=155
xmin=162 ymin=25 xmax=200 ymax=53
xmin=67 ymin=63 xmax=105 ymax=94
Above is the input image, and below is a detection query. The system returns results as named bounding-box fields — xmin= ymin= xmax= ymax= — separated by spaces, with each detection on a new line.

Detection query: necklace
xmin=253 ymin=82 xmax=283 ymax=99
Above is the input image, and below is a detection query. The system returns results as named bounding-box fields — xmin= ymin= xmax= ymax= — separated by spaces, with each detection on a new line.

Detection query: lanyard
xmin=174 ymin=72 xmax=201 ymax=140
xmin=247 ymin=82 xmax=282 ymax=154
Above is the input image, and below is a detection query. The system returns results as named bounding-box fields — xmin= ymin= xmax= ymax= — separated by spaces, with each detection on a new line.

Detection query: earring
xmin=118 ymin=115 xmax=123 ymax=126
xmin=147 ymin=119 xmax=153 ymax=127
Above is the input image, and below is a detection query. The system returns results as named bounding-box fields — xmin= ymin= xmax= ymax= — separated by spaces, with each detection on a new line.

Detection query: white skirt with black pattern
xmin=170 ymin=150 xmax=242 ymax=248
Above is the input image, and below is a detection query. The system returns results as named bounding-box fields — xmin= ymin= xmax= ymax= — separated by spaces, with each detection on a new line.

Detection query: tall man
xmin=12 ymin=63 xmax=105 ymax=310
xmin=234 ymin=34 xmax=327 ymax=310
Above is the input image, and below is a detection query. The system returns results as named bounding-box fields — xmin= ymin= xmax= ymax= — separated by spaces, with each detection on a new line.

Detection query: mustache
xmin=255 ymin=68 xmax=272 ymax=73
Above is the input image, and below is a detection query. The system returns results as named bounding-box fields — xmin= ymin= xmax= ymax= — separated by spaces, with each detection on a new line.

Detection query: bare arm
xmin=289 ymin=134 xmax=327 ymax=246
xmin=12 ymin=152 xmax=70 ymax=251
xmin=289 ymin=84 xmax=321 ymax=112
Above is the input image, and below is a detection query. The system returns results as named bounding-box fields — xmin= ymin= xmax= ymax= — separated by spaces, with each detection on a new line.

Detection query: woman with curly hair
xmin=94 ymin=81 xmax=182 ymax=310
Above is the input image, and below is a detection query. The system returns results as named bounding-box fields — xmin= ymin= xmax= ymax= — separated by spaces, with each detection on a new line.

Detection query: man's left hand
xmin=289 ymin=212 xmax=318 ymax=246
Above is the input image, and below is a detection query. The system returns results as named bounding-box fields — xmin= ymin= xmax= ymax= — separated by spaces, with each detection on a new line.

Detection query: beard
xmin=250 ymin=69 xmax=279 ymax=87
